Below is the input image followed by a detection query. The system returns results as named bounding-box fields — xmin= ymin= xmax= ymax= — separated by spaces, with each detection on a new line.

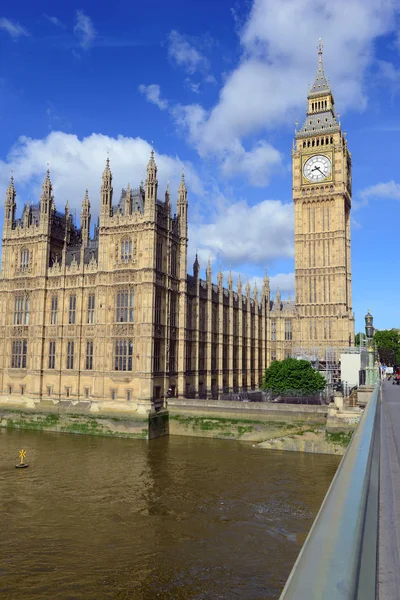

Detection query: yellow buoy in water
xmin=15 ymin=449 xmax=29 ymax=469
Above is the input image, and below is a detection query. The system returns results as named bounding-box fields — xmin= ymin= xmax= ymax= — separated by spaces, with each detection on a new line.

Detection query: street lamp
xmin=365 ymin=310 xmax=374 ymax=340
xmin=364 ymin=309 xmax=378 ymax=385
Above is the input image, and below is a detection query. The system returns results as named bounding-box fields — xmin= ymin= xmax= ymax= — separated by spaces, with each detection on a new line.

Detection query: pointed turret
xmin=310 ymin=39 xmax=330 ymax=95
xmin=217 ymin=267 xmax=223 ymax=289
xmin=245 ymin=280 xmax=251 ymax=299
xmin=40 ymin=169 xmax=54 ymax=221
xmin=178 ymin=169 xmax=187 ymax=200
xmin=276 ymin=287 xmax=281 ymax=307
xmin=81 ymin=189 xmax=91 ymax=246
xmin=297 ymin=38 xmax=339 ymax=138
xmin=100 ymin=157 xmax=113 ymax=219
xmin=228 ymin=270 xmax=233 ymax=292
xmin=177 ymin=169 xmax=188 ymax=237
xmin=125 ymin=183 xmax=131 ymax=216
xmin=23 ymin=201 xmax=31 ymax=228
xmin=64 ymin=199 xmax=71 ymax=245
xmin=262 ymin=271 xmax=270 ymax=298
xmin=253 ymin=282 xmax=258 ymax=302
xmin=165 ymin=182 xmax=171 ymax=215
xmin=193 ymin=252 xmax=200 ymax=280
xmin=237 ymin=275 xmax=242 ymax=296
xmin=4 ymin=175 xmax=16 ymax=227
xmin=145 ymin=148 xmax=158 ymax=208
xmin=206 ymin=257 xmax=212 ymax=284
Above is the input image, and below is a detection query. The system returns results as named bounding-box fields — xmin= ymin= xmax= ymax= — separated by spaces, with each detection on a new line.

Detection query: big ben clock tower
xmin=293 ymin=40 xmax=354 ymax=352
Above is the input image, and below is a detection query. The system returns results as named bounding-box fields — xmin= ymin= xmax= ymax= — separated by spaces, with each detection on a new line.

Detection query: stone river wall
xmin=0 ymin=397 xmax=358 ymax=454
xmin=0 ymin=403 xmax=169 ymax=441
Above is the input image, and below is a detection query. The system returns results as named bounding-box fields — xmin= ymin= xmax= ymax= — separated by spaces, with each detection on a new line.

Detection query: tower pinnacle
xmin=310 ymin=37 xmax=330 ymax=95
xmin=145 ymin=148 xmax=158 ymax=208
xmin=100 ymin=156 xmax=113 ymax=218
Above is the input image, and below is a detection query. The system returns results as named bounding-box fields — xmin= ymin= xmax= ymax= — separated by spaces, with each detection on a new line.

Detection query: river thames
xmin=0 ymin=429 xmax=339 ymax=599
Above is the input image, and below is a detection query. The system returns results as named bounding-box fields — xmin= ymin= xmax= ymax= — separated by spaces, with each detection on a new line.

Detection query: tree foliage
xmin=373 ymin=329 xmax=400 ymax=366
xmin=355 ymin=332 xmax=361 ymax=347
xmin=261 ymin=358 xmax=326 ymax=394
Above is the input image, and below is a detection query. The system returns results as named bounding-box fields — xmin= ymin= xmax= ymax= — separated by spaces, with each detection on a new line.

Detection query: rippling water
xmin=0 ymin=429 xmax=339 ymax=599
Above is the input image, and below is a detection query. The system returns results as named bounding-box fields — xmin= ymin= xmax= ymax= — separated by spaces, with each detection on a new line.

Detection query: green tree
xmin=355 ymin=332 xmax=361 ymax=346
xmin=373 ymin=329 xmax=400 ymax=366
xmin=261 ymin=358 xmax=326 ymax=394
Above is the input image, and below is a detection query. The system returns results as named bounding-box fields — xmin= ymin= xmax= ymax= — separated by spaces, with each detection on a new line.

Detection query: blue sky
xmin=1 ymin=0 xmax=400 ymax=333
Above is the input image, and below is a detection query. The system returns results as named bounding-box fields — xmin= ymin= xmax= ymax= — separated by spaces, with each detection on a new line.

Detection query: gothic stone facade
xmin=0 ymin=44 xmax=352 ymax=409
xmin=0 ymin=154 xmax=294 ymax=410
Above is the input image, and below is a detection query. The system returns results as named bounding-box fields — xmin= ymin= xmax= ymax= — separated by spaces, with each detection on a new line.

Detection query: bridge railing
xmin=279 ymin=382 xmax=380 ymax=600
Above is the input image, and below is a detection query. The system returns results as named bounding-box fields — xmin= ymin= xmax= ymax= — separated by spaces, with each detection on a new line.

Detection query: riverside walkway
xmin=280 ymin=380 xmax=400 ymax=599
xmin=379 ymin=379 xmax=400 ymax=597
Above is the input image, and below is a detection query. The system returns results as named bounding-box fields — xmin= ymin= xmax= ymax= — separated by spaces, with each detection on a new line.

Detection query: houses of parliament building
xmin=0 ymin=43 xmax=354 ymax=411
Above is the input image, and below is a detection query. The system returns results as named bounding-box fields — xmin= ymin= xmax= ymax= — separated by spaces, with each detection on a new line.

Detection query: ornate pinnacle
xmin=147 ymin=148 xmax=156 ymax=170
xmin=82 ymin=188 xmax=90 ymax=208
xmin=217 ymin=268 xmax=223 ymax=287
xmin=228 ymin=270 xmax=233 ymax=290
xmin=42 ymin=168 xmax=52 ymax=193
xmin=193 ymin=252 xmax=200 ymax=276
xmin=6 ymin=174 xmax=16 ymax=203
xmin=102 ymin=156 xmax=112 ymax=180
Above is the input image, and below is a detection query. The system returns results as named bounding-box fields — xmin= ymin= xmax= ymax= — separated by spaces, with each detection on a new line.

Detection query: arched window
xmin=303 ymin=142 xmax=306 ymax=148
xmin=120 ymin=238 xmax=132 ymax=263
xmin=330 ymin=136 xmax=333 ymax=144
xmin=321 ymin=138 xmax=324 ymax=145
xmin=20 ymin=248 xmax=30 ymax=271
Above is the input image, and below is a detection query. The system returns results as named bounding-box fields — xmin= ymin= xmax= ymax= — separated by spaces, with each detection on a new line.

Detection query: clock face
xmin=303 ymin=154 xmax=331 ymax=182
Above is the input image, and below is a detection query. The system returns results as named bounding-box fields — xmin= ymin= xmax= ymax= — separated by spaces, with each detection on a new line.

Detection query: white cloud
xmin=168 ymin=30 xmax=209 ymax=74
xmin=0 ymin=131 xmax=294 ymax=284
xmin=360 ymin=180 xmax=400 ymax=201
xmin=189 ymin=197 xmax=294 ymax=267
xmin=220 ymin=141 xmax=281 ymax=187
xmin=184 ymin=78 xmax=201 ymax=94
xmin=138 ymin=84 xmax=168 ymax=110
xmin=269 ymin=272 xmax=295 ymax=295
xmin=0 ymin=132 xmax=203 ymax=219
xmin=74 ymin=10 xmax=96 ymax=49
xmin=44 ymin=14 xmax=64 ymax=28
xmin=0 ymin=18 xmax=28 ymax=38
xmin=147 ymin=0 xmax=400 ymax=185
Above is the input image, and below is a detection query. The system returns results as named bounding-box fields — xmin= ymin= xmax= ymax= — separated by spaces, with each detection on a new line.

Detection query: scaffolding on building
xmin=291 ymin=345 xmax=364 ymax=399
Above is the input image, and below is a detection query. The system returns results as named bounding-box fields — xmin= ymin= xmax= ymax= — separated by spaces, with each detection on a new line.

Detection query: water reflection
xmin=0 ymin=430 xmax=339 ymax=599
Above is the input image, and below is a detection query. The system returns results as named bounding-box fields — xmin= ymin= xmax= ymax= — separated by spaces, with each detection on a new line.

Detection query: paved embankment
xmin=379 ymin=381 xmax=400 ymax=597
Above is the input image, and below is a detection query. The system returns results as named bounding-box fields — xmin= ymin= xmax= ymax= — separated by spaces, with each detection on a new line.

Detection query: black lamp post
xmin=364 ymin=310 xmax=378 ymax=384
xmin=365 ymin=310 xmax=374 ymax=340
